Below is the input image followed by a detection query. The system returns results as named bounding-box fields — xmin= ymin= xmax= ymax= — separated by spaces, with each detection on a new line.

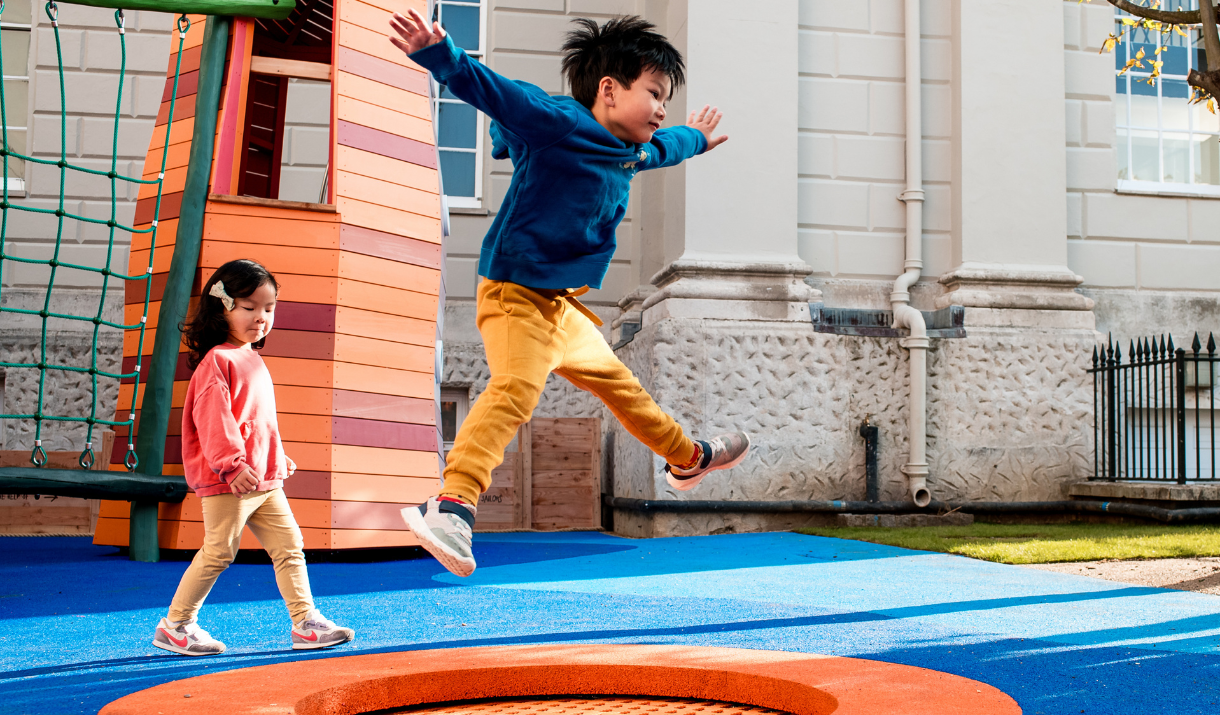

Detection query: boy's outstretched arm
xmin=389 ymin=9 xmax=575 ymax=147
xmin=687 ymin=105 xmax=729 ymax=152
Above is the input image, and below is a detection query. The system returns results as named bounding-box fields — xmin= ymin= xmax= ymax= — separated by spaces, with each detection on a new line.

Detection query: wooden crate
xmin=474 ymin=417 xmax=601 ymax=532
xmin=0 ymin=430 xmax=115 ymax=535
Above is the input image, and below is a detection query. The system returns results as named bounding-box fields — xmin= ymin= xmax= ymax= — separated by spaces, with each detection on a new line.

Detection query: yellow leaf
xmin=1122 ymin=17 xmax=1138 ymax=26
xmin=1210 ymin=99 xmax=1217 ymax=115
xmin=1136 ymin=48 xmax=1146 ymax=60
xmin=1101 ymin=37 xmax=1117 ymax=54
xmin=1176 ymin=25 xmax=1189 ymax=38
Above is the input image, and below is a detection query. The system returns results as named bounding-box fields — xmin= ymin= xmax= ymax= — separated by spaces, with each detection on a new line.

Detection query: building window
xmin=433 ymin=0 xmax=484 ymax=208
xmin=1 ymin=0 xmax=31 ymax=193
xmin=1115 ymin=1 xmax=1220 ymax=196
xmin=440 ymin=387 xmax=469 ymax=451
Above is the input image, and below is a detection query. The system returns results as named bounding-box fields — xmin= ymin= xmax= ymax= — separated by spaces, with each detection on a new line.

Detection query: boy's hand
xmin=389 ymin=9 xmax=446 ymax=56
xmin=688 ymin=105 xmax=728 ymax=152
xmin=286 ymin=456 xmax=296 ymax=476
xmin=229 ymin=468 xmax=259 ymax=495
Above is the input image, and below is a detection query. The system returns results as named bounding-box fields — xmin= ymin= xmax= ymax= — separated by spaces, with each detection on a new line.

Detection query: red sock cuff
xmin=672 ymin=443 xmax=702 ymax=470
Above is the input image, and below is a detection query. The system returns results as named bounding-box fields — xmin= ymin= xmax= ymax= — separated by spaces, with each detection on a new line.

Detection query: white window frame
xmin=433 ymin=0 xmax=486 ymax=209
xmin=1114 ymin=2 xmax=1220 ymax=198
xmin=1 ymin=16 xmax=30 ymax=195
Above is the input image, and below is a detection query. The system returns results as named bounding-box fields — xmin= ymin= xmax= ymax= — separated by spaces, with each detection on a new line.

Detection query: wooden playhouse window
xmin=238 ymin=0 xmax=334 ymax=200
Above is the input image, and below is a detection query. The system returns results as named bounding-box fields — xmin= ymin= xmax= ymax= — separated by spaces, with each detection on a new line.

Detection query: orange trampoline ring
xmin=99 ymin=644 xmax=1020 ymax=715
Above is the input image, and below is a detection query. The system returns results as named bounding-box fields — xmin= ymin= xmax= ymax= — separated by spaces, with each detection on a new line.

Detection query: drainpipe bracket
xmin=900 ymin=335 xmax=931 ymax=350
xmin=899 ymin=189 xmax=925 ymax=203
xmin=901 ymin=463 xmax=930 ymax=478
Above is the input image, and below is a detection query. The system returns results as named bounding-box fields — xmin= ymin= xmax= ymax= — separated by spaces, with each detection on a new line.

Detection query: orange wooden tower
xmin=95 ymin=0 xmax=443 ymax=551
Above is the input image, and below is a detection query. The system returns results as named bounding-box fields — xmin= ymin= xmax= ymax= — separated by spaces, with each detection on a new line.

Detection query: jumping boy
xmin=390 ymin=10 xmax=750 ymax=577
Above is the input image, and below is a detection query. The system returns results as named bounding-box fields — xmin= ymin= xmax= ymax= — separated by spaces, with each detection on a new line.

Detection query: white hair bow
xmin=209 ymin=280 xmax=235 ymax=311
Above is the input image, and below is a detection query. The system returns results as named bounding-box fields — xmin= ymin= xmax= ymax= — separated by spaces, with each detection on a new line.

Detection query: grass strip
xmin=797 ymin=523 xmax=1220 ymax=564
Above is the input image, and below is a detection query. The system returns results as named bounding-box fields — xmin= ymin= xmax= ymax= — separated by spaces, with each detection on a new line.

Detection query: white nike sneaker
xmin=291 ymin=610 xmax=355 ymax=650
xmin=402 ymin=496 xmax=476 ymax=577
xmin=152 ymin=617 xmax=226 ymax=656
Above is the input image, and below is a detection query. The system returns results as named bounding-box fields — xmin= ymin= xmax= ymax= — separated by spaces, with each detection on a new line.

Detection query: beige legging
xmin=167 ymin=488 xmax=314 ymax=624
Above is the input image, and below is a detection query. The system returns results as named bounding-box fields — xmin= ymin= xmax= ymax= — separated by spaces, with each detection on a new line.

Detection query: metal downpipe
xmin=892 ymin=0 xmax=930 ymax=507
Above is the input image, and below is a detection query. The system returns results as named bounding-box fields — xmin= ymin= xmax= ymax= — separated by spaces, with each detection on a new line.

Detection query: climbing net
xmin=0 ymin=2 xmax=188 ymax=471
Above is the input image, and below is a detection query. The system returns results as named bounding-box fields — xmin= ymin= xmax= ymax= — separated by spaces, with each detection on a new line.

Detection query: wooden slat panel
xmin=335 ymin=21 xmax=421 ymax=70
xmin=285 ymin=443 xmax=440 ymax=477
xmin=329 ymin=528 xmax=420 ymax=549
xmin=532 ymin=451 xmax=595 ymax=471
xmin=336 ymin=70 xmax=429 ymax=120
xmin=336 ymin=0 xmax=398 ymax=36
xmin=272 ymin=385 xmax=436 ymax=424
xmin=162 ymin=69 xmax=200 ymax=102
xmin=204 ymin=198 xmax=341 ymax=221
xmin=337 ymin=197 xmax=442 ymax=243
xmin=136 ymin=166 xmax=189 ymax=202
xmin=337 ymin=251 xmax=440 ymax=294
xmin=330 ymin=472 xmax=437 ymax=503
xmin=148 ymin=117 xmax=196 ymax=150
xmin=134 ymin=190 xmax=183 ymax=225
xmin=339 ymin=224 xmax=442 ymax=271
xmin=337 ymin=120 xmax=436 ymax=167
xmin=335 ymin=170 xmax=440 ymax=219
xmin=262 ymin=356 xmax=434 ymax=398
xmin=334 ymin=305 xmax=436 ymax=347
xmin=531 ymin=470 xmax=594 ymax=489
xmin=335 ymin=145 xmax=439 ymax=194
xmin=335 ymin=95 xmax=433 ymax=144
xmin=330 ymin=500 xmax=412 ymax=530
xmin=199 ymin=241 xmax=341 ymax=276
xmin=532 ymin=487 xmax=598 ymax=529
xmin=193 ymin=270 xmax=440 ymax=319
xmin=142 ymin=143 xmax=193 ymax=179
xmin=278 ymin=414 xmax=437 ymax=450
xmin=156 ymin=92 xmax=198 ymax=127
xmin=333 ymin=332 xmax=435 ymax=371
xmin=334 ymin=46 xmax=428 ymax=95
xmin=532 ymin=419 xmax=600 ymax=451
xmin=203 ymin=214 xmax=341 ymax=249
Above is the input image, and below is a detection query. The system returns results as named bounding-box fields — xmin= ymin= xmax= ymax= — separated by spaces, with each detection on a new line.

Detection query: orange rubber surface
xmin=99 ymin=644 xmax=1019 ymax=715
xmin=394 ymin=696 xmax=791 ymax=715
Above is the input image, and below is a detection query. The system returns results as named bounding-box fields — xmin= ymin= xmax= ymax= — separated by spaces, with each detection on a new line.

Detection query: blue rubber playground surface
xmin=2 ymin=531 xmax=1219 ymax=714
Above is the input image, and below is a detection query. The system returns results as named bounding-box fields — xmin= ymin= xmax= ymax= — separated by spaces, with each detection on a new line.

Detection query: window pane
xmin=441 ymin=400 xmax=458 ymax=442
xmin=1192 ymin=102 xmax=1220 ymax=133
xmin=439 ymin=150 xmax=476 ymax=197
xmin=441 ymin=4 xmax=480 ymax=52
xmin=1130 ymin=93 xmax=1158 ymax=127
xmin=1117 ymin=128 xmax=1130 ymax=180
xmin=1164 ymin=83 xmax=1190 ymax=131
xmin=1164 ymin=133 xmax=1189 ymax=183
xmin=1 ymin=28 xmax=29 ymax=77
xmin=1195 ymin=135 xmax=1220 ymax=185
xmin=438 ymin=101 xmax=476 ymax=148
xmin=1131 ymin=129 xmax=1159 ymax=181
xmin=1162 ymin=44 xmax=1189 ymax=77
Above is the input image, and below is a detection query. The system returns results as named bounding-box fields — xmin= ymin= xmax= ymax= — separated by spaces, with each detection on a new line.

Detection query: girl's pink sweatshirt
xmin=182 ymin=343 xmax=289 ymax=496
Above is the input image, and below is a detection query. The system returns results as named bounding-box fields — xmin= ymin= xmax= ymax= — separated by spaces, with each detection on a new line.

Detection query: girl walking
xmin=151 ymin=259 xmax=354 ymax=656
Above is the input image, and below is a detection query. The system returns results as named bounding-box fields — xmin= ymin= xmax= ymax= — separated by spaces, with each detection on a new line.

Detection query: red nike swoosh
xmin=161 ymin=628 xmax=189 ymax=648
xmin=296 ymin=630 xmax=318 ymax=641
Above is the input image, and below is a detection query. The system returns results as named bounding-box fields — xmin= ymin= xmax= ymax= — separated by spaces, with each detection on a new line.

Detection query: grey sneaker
xmin=402 ymin=496 xmax=476 ymax=577
xmin=291 ymin=610 xmax=355 ymax=650
xmin=152 ymin=617 xmax=226 ymax=657
xmin=665 ymin=432 xmax=752 ymax=492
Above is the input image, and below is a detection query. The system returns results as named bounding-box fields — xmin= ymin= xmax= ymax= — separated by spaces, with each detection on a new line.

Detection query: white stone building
xmin=3 ymin=1 xmax=1218 ymax=535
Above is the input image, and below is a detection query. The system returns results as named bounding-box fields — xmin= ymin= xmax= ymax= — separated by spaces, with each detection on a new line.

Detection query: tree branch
xmin=1108 ymin=0 xmax=1218 ymax=25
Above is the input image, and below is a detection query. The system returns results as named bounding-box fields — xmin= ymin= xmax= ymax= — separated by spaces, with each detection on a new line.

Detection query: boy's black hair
xmin=561 ymin=16 xmax=685 ymax=109
xmin=182 ymin=258 xmax=278 ymax=369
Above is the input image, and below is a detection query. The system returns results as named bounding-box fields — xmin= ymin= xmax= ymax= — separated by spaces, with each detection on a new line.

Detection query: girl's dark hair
xmin=561 ymin=16 xmax=685 ymax=109
xmin=182 ymin=258 xmax=279 ymax=369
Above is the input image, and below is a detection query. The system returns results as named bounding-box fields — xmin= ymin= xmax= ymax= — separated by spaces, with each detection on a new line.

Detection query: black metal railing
xmin=1090 ymin=333 xmax=1220 ymax=483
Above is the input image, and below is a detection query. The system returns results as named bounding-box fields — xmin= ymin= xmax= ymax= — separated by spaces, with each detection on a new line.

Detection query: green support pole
xmin=63 ymin=0 xmax=294 ymax=21
xmin=130 ymin=16 xmax=230 ymax=563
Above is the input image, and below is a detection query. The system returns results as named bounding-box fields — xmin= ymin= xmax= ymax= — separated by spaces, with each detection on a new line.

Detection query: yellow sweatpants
xmin=441 ymin=280 xmax=697 ymax=505
xmin=167 ymin=488 xmax=314 ymax=624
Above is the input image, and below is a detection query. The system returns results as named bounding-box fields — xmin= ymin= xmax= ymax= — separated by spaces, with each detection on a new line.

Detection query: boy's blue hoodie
xmin=410 ymin=35 xmax=707 ymax=290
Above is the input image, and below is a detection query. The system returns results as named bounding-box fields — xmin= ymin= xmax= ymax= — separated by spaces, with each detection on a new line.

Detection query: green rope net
xmin=0 ymin=2 xmax=188 ymax=472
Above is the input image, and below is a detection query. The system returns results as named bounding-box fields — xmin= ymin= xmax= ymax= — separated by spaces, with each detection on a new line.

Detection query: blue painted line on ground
xmin=0 ymin=533 xmax=1218 ymax=715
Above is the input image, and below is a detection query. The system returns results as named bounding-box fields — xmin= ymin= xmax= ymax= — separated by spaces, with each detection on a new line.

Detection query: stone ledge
xmin=1069 ymin=481 xmax=1220 ymax=503
xmin=837 ymin=512 xmax=975 ymax=528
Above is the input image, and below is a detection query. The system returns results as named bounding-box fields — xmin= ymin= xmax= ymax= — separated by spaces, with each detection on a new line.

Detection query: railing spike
xmin=1192 ymin=332 xmax=1202 ymax=354
xmin=1135 ymin=340 xmax=1143 ymax=359
xmin=1209 ymin=332 xmax=1216 ymax=355
xmin=1115 ymin=343 xmax=1123 ymax=362
xmin=1169 ymin=334 xmax=1176 ymax=353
